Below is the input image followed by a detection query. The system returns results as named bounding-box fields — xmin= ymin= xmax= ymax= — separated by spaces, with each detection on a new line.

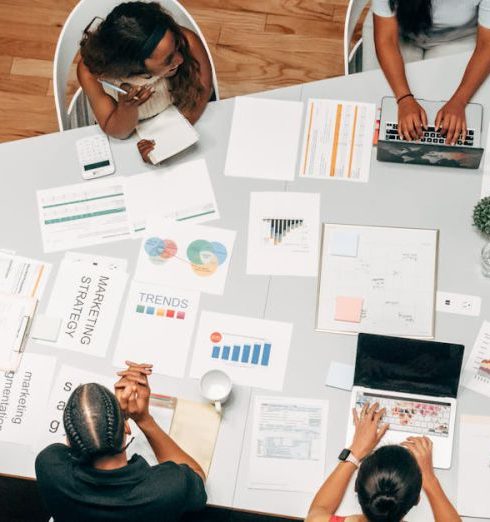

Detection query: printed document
xmin=0 ymin=353 xmax=57 ymax=447
xmin=299 ymin=99 xmax=375 ymax=182
xmin=457 ymin=415 xmax=490 ymax=518
xmin=190 ymin=311 xmax=293 ymax=391
xmin=37 ymin=177 xmax=132 ymax=252
xmin=462 ymin=321 xmax=490 ymax=398
xmin=0 ymin=253 xmax=51 ymax=299
xmin=224 ymin=97 xmax=304 ymax=181
xmin=113 ymin=280 xmax=200 ymax=378
xmin=40 ymin=255 xmax=128 ymax=357
xmin=247 ymin=396 xmax=328 ymax=493
xmin=247 ymin=192 xmax=321 ymax=276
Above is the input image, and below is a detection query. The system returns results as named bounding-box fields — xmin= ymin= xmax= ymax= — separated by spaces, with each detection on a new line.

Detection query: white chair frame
xmin=53 ymin=0 xmax=219 ymax=131
xmin=343 ymin=0 xmax=371 ymax=75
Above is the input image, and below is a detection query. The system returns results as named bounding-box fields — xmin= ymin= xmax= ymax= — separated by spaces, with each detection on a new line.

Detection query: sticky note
xmin=30 ymin=315 xmax=62 ymax=342
xmin=329 ymin=230 xmax=359 ymax=257
xmin=325 ymin=361 xmax=355 ymax=391
xmin=335 ymin=296 xmax=363 ymax=323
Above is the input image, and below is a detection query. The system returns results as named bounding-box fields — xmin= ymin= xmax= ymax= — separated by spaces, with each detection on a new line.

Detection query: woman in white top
xmin=77 ymin=1 xmax=213 ymax=162
xmin=368 ymin=0 xmax=490 ymax=145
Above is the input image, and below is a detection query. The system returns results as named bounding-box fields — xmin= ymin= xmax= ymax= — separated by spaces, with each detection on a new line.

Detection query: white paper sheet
xmin=462 ymin=321 xmax=490 ymax=398
xmin=0 ymin=353 xmax=57 ymax=447
xmin=246 ymin=192 xmax=321 ymax=276
xmin=124 ymin=158 xmax=219 ymax=235
xmin=457 ymin=415 xmax=490 ymax=518
xmin=481 ymin=125 xmax=490 ymax=197
xmin=0 ymin=253 xmax=51 ymax=299
xmin=436 ymin=291 xmax=481 ymax=317
xmin=41 ymin=257 xmax=128 ymax=357
xmin=113 ymin=280 xmax=200 ymax=377
xmin=325 ymin=361 xmax=354 ymax=391
xmin=299 ymin=99 xmax=375 ymax=182
xmin=37 ymin=365 xmax=113 ymax=451
xmin=190 ymin=311 xmax=293 ymax=391
xmin=135 ymin=221 xmax=236 ymax=295
xmin=247 ymin=396 xmax=328 ymax=493
xmin=63 ymin=251 xmax=128 ymax=272
xmin=224 ymin=97 xmax=304 ymax=181
xmin=317 ymin=224 xmax=437 ymax=337
xmin=37 ymin=177 xmax=132 ymax=253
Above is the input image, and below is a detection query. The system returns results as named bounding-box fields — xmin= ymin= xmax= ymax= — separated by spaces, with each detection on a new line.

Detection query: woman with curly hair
xmin=77 ymin=1 xmax=213 ymax=161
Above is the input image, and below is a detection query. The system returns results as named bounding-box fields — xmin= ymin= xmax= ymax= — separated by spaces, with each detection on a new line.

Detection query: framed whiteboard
xmin=316 ymin=224 xmax=438 ymax=337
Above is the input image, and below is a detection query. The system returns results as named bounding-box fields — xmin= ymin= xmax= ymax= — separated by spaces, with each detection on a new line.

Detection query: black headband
xmin=140 ymin=26 xmax=167 ymax=60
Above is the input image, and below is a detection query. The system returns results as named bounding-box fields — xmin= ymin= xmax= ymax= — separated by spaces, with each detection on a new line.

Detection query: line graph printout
xmin=190 ymin=311 xmax=293 ymax=390
xmin=135 ymin=220 xmax=236 ymax=295
xmin=462 ymin=321 xmax=490 ymax=398
xmin=316 ymin=224 xmax=437 ymax=337
xmin=37 ymin=177 xmax=132 ymax=253
xmin=247 ymin=192 xmax=320 ymax=276
xmin=299 ymin=99 xmax=375 ymax=182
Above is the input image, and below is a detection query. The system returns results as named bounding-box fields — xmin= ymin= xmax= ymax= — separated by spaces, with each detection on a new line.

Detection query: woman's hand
xmin=350 ymin=402 xmax=389 ymax=460
xmin=114 ymin=361 xmax=153 ymax=425
xmin=401 ymin=436 xmax=436 ymax=488
xmin=397 ymin=97 xmax=428 ymax=141
xmin=435 ymin=97 xmax=467 ymax=145
xmin=137 ymin=139 xmax=156 ymax=163
xmin=118 ymin=83 xmax=155 ymax=108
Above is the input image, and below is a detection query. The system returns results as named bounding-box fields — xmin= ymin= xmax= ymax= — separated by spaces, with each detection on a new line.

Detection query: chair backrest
xmin=343 ymin=0 xmax=371 ymax=75
xmin=53 ymin=0 xmax=220 ymax=131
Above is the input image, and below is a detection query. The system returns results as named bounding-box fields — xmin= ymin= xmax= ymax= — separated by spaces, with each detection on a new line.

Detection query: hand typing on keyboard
xmin=397 ymin=96 xmax=427 ymax=141
xmin=434 ymin=97 xmax=467 ymax=145
xmin=385 ymin=123 xmax=474 ymax=147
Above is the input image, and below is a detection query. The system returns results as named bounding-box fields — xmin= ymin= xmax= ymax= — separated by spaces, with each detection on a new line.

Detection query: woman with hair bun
xmin=77 ymin=1 xmax=213 ymax=162
xmin=306 ymin=402 xmax=461 ymax=522
xmin=35 ymin=362 xmax=207 ymax=522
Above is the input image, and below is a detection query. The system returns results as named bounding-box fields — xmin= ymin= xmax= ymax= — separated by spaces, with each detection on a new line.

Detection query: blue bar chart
xmin=211 ymin=342 xmax=272 ymax=367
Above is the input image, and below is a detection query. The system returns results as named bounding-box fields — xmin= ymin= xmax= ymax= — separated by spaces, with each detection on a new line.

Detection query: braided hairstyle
xmin=63 ymin=383 xmax=125 ymax=463
xmin=356 ymin=445 xmax=422 ymax=522
xmin=79 ymin=1 xmax=204 ymax=111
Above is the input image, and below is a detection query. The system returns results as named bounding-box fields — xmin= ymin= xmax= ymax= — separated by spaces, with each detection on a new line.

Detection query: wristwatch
xmin=338 ymin=448 xmax=361 ymax=468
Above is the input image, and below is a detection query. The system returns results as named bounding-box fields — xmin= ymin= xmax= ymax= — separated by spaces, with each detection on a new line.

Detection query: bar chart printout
xmin=190 ymin=311 xmax=293 ymax=390
xmin=299 ymin=99 xmax=375 ymax=182
xmin=262 ymin=218 xmax=304 ymax=246
xmin=463 ymin=321 xmax=490 ymax=398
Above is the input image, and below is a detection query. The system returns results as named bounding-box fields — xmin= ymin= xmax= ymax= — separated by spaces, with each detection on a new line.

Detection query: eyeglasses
xmin=82 ymin=16 xmax=104 ymax=36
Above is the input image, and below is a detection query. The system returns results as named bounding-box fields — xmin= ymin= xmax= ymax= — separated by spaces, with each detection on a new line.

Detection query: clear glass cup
xmin=482 ymin=243 xmax=490 ymax=277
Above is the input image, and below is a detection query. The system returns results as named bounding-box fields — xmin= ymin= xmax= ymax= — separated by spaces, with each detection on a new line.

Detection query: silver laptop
xmin=345 ymin=333 xmax=464 ymax=469
xmin=377 ymin=97 xmax=484 ymax=169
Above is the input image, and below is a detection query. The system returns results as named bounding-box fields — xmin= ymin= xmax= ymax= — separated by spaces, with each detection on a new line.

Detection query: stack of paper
xmin=136 ymin=105 xmax=198 ymax=165
xmin=0 ymin=252 xmax=51 ymax=299
xmin=462 ymin=321 xmax=490 ymax=398
xmin=38 ymin=252 xmax=128 ymax=357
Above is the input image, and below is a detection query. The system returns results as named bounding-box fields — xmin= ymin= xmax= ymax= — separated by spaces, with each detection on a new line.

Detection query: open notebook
xmin=136 ymin=105 xmax=199 ymax=165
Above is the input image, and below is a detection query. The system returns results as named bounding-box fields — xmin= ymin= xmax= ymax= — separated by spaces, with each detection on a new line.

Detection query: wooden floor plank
xmin=265 ymin=14 xmax=344 ymax=39
xmin=0 ymin=73 xmax=50 ymax=96
xmin=189 ymin=6 xmax=266 ymax=32
xmin=0 ymin=38 xmax=55 ymax=61
xmin=10 ymin=58 xmax=53 ymax=79
xmin=0 ymin=55 xmax=12 ymax=75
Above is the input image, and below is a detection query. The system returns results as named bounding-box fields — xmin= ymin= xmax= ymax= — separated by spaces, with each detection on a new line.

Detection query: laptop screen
xmin=354 ymin=333 xmax=464 ymax=398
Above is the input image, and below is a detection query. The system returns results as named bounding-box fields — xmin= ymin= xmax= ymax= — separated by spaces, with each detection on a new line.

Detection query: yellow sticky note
xmin=335 ymin=296 xmax=363 ymax=323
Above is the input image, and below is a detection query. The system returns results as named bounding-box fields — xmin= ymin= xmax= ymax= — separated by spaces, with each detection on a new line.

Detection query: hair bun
xmin=372 ymin=494 xmax=397 ymax=515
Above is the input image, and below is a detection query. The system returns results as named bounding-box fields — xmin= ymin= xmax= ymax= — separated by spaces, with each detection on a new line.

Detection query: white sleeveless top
xmin=102 ymin=73 xmax=173 ymax=121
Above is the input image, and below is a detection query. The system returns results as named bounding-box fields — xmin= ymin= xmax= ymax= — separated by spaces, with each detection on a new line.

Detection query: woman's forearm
xmin=101 ymin=104 xmax=139 ymax=139
xmin=423 ymin=475 xmax=461 ymax=522
xmin=451 ymin=27 xmax=490 ymax=104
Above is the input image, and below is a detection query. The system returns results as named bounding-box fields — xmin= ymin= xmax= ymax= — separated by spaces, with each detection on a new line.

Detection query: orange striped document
xmin=299 ymin=99 xmax=376 ymax=182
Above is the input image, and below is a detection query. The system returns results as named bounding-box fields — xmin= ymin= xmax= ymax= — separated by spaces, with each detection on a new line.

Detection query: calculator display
xmin=84 ymin=160 xmax=111 ymax=171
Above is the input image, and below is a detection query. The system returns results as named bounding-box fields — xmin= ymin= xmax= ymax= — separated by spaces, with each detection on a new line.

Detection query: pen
xmin=98 ymin=79 xmax=139 ymax=100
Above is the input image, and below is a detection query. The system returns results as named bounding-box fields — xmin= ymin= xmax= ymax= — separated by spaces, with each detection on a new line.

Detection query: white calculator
xmin=76 ymin=134 xmax=115 ymax=180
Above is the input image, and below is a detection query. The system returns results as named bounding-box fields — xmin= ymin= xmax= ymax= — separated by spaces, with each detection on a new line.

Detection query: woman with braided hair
xmin=305 ymin=402 xmax=461 ymax=522
xmin=35 ymin=362 xmax=206 ymax=522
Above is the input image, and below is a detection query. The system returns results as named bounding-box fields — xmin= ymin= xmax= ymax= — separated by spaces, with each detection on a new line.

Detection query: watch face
xmin=338 ymin=448 xmax=351 ymax=461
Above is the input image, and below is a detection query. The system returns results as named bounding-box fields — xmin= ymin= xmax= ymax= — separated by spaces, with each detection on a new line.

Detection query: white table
xmin=0 ymin=52 xmax=488 ymax=521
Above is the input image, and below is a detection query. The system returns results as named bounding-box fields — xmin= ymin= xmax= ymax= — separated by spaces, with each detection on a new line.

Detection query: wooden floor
xmin=0 ymin=0 xmax=352 ymax=143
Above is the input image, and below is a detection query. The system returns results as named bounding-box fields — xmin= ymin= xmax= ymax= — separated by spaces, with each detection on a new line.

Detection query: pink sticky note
xmin=335 ymin=296 xmax=363 ymax=323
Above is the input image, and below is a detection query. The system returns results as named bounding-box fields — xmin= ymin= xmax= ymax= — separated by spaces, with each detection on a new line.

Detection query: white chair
xmin=343 ymin=0 xmax=371 ymax=75
xmin=53 ymin=0 xmax=220 ymax=131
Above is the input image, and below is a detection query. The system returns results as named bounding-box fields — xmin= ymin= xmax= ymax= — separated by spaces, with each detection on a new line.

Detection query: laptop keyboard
xmin=355 ymin=392 xmax=451 ymax=438
xmin=385 ymin=123 xmax=475 ymax=147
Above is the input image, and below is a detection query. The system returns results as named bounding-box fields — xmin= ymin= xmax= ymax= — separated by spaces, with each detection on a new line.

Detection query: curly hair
xmin=63 ymin=383 xmax=126 ymax=463
xmin=79 ymin=1 xmax=204 ymax=111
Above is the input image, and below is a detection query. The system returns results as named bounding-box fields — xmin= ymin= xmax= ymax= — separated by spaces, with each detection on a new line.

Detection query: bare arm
xmin=77 ymin=61 xmax=153 ymax=139
xmin=180 ymin=28 xmax=213 ymax=124
xmin=435 ymin=25 xmax=490 ymax=144
xmin=374 ymin=14 xmax=428 ymax=140
xmin=402 ymin=437 xmax=461 ymax=522
xmin=306 ymin=403 xmax=388 ymax=521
